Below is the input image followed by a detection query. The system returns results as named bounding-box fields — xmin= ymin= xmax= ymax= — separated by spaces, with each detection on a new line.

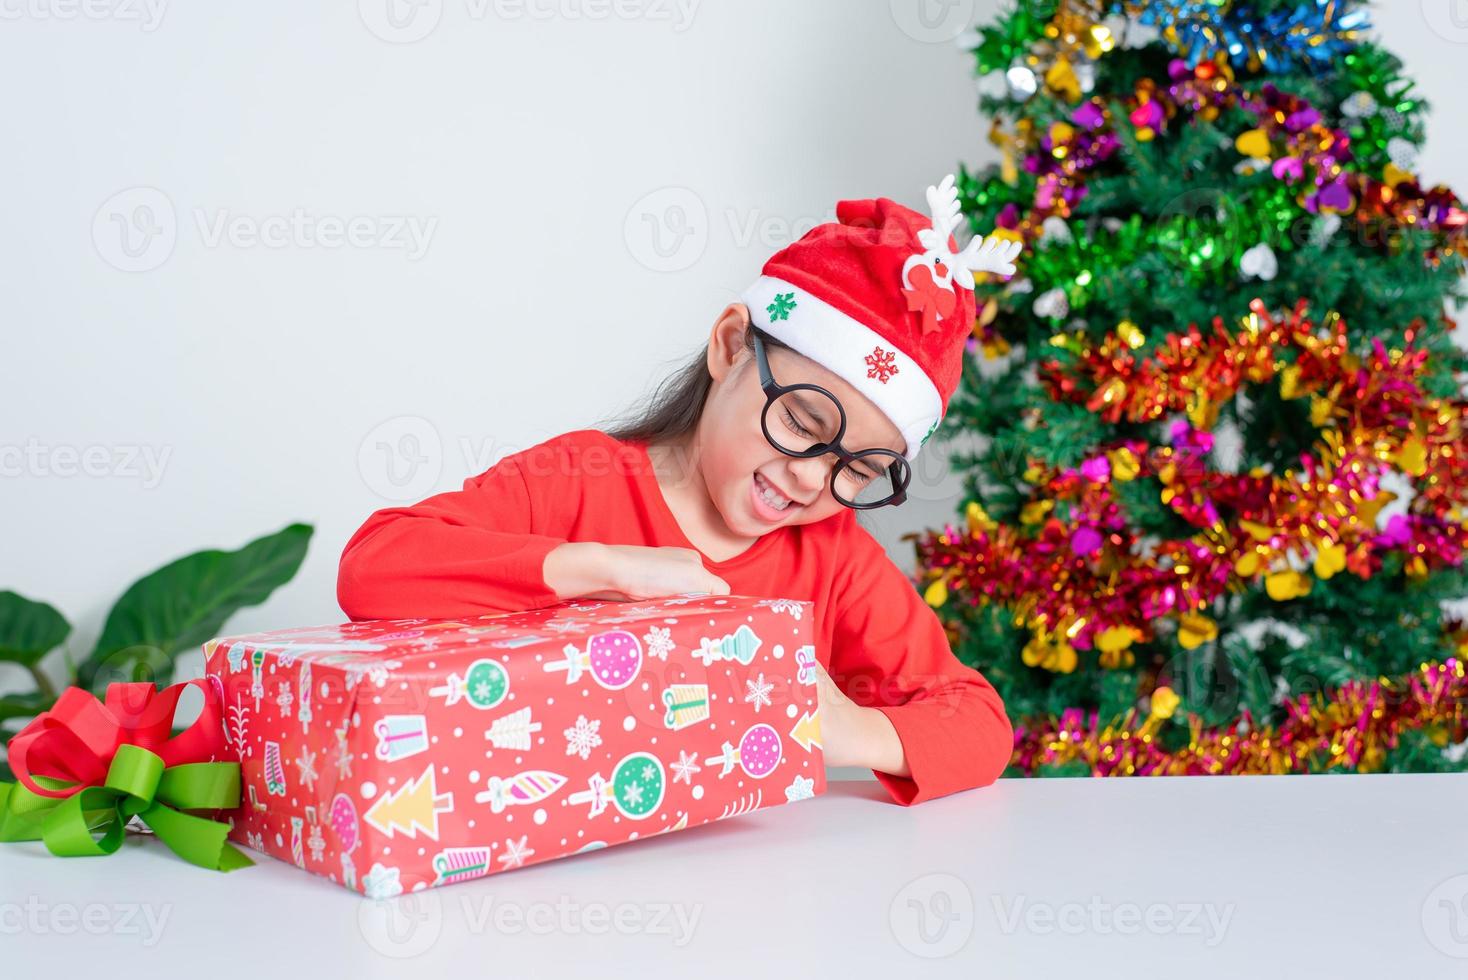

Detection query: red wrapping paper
xmin=203 ymin=594 xmax=825 ymax=896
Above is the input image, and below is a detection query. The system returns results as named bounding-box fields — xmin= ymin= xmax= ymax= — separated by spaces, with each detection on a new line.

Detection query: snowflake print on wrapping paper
xmin=744 ymin=672 xmax=773 ymax=712
xmin=564 ymin=714 xmax=603 ymax=760
xmin=643 ymin=625 xmax=675 ymax=661
xmin=542 ymin=619 xmax=589 ymax=635
xmin=341 ymin=659 xmax=402 ymax=691
xmin=785 ymin=774 xmax=815 ymax=802
xmin=246 ymin=831 xmax=265 ymax=853
xmin=865 ymin=345 xmax=899 ymax=384
xmin=754 ymin=598 xmax=804 ymax=620
xmin=499 ymin=835 xmax=533 ymax=869
xmin=671 ymin=749 xmax=701 ymax=785
xmin=622 ymin=780 xmax=646 ymax=809
xmin=767 ymin=292 xmax=797 ymax=321
xmin=295 ymin=747 xmax=319 ymax=792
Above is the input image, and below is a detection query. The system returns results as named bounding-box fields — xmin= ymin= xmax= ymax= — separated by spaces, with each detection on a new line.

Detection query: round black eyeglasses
xmin=751 ymin=330 xmax=911 ymax=510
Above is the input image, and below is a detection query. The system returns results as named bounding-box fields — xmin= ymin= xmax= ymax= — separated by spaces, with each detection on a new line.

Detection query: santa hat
xmin=739 ymin=173 xmax=1021 ymax=463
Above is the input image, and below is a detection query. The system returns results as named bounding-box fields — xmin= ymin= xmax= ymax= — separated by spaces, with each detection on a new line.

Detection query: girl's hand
xmin=550 ymin=542 xmax=731 ymax=603
xmin=810 ymin=659 xmax=910 ymax=776
xmin=810 ymin=659 xmax=867 ymax=769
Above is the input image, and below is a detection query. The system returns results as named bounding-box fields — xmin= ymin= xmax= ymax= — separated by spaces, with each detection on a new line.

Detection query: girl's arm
xmin=337 ymin=452 xmax=605 ymax=620
xmin=828 ymin=523 xmax=1014 ymax=806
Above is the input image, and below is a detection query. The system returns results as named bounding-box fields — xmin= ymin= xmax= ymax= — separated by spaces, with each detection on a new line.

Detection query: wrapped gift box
xmin=202 ymin=594 xmax=824 ymax=896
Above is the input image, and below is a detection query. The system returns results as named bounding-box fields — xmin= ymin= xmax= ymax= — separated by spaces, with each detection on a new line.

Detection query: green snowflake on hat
xmin=767 ymin=292 xmax=797 ymax=321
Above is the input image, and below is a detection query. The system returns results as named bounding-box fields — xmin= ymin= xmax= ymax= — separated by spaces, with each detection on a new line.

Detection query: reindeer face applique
xmin=899 ymin=173 xmax=1023 ymax=336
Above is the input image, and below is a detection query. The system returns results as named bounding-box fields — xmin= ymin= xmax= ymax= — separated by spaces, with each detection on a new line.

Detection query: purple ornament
xmin=1071 ymin=526 xmax=1104 ymax=558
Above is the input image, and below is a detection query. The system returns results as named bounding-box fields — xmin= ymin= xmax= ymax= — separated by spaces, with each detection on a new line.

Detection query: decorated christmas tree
xmin=915 ymin=0 xmax=1468 ymax=775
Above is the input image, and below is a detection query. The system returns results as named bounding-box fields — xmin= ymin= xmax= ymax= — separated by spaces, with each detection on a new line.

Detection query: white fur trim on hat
xmin=739 ymin=274 xmax=942 ymax=463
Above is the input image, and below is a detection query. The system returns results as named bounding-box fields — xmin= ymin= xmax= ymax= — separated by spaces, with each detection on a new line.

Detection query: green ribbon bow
xmin=0 ymin=743 xmax=253 ymax=872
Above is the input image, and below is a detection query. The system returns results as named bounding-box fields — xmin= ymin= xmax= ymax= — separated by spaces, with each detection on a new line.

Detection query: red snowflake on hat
xmin=865 ymin=346 xmax=899 ymax=384
xmin=900 ymin=174 xmax=1023 ymax=336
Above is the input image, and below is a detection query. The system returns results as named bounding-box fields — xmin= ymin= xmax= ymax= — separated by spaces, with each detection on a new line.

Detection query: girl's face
xmin=694 ymin=303 xmax=907 ymax=535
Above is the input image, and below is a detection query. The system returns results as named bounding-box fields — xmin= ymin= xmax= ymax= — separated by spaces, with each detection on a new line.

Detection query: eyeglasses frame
xmin=749 ymin=329 xmax=911 ymax=510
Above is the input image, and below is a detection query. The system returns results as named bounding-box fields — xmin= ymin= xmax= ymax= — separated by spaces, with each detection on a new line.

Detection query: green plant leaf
xmin=77 ymin=523 xmax=313 ymax=692
xmin=0 ymin=690 xmax=55 ymax=725
xmin=0 ymin=591 xmax=71 ymax=667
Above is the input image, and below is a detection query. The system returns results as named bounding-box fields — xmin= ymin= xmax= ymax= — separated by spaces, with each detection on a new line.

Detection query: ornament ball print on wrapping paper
xmin=205 ymin=596 xmax=826 ymax=896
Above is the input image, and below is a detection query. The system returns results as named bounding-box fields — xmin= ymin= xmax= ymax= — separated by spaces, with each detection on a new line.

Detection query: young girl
xmin=337 ymin=174 xmax=1023 ymax=806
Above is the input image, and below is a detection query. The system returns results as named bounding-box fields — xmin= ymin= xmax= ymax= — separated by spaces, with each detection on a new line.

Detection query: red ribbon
xmin=7 ymin=679 xmax=227 ymax=800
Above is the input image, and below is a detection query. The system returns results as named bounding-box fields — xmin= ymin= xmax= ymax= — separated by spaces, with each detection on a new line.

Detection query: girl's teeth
xmin=756 ymin=473 xmax=791 ymax=510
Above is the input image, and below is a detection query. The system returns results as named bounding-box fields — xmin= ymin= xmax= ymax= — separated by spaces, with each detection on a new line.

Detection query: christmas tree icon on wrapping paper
xmin=363 ymin=765 xmax=455 ymax=839
xmin=920 ymin=0 xmax=1468 ymax=775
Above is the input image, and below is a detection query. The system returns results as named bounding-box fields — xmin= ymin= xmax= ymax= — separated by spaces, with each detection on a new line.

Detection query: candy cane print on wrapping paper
xmin=543 ymin=630 xmax=643 ymax=689
xmin=567 ymin=751 xmax=666 ymax=821
xmin=290 ymin=816 xmax=305 ymax=869
xmin=429 ymin=658 xmax=510 ymax=709
xmin=474 ymin=770 xmax=568 ymax=815
xmin=263 ymin=740 xmax=287 ymax=796
xmin=704 ymin=723 xmax=782 ymax=780
xmin=297 ymin=660 xmax=313 ymax=734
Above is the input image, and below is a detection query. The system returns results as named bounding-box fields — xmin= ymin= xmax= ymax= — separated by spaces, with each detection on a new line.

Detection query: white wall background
xmin=2 ymin=1 xmax=1465 ymax=687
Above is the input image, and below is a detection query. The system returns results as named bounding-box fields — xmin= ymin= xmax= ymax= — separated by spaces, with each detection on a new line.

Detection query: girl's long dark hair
xmin=597 ymin=323 xmax=782 ymax=446
xmin=595 ymin=322 xmax=879 ymax=531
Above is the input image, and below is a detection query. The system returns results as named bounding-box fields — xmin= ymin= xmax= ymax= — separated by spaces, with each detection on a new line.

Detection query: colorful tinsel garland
xmin=1010 ymin=657 xmax=1468 ymax=775
xmin=919 ymin=300 xmax=1468 ymax=659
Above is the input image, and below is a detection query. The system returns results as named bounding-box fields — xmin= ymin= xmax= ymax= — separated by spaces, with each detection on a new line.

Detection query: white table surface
xmin=4 ymin=770 xmax=1468 ymax=978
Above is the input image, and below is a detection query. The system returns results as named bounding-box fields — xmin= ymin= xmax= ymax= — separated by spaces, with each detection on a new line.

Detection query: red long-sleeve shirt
xmin=337 ymin=427 xmax=1012 ymax=805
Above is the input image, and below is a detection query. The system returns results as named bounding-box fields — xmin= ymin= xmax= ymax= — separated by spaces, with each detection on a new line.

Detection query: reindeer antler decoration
xmin=920 ymin=173 xmax=1023 ymax=288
